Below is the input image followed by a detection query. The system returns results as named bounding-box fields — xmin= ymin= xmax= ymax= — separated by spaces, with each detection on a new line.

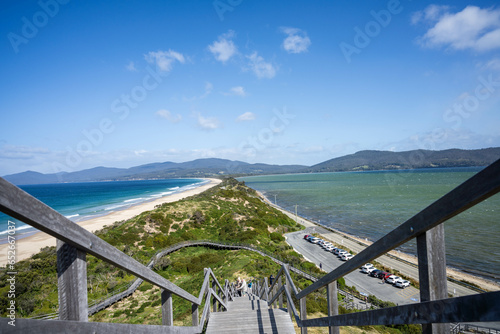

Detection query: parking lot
xmin=286 ymin=229 xmax=420 ymax=306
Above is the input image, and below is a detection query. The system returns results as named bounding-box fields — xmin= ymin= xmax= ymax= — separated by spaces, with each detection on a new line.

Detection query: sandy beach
xmin=0 ymin=178 xmax=221 ymax=266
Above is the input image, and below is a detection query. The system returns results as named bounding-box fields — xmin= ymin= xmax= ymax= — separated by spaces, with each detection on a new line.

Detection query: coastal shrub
xmin=270 ymin=232 xmax=285 ymax=242
xmin=139 ymin=283 xmax=153 ymax=292
xmin=113 ymin=310 xmax=124 ymax=317
xmin=154 ymin=257 xmax=172 ymax=271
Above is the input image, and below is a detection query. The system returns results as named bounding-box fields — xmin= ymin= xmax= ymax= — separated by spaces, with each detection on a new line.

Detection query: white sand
xmin=0 ymin=178 xmax=221 ymax=266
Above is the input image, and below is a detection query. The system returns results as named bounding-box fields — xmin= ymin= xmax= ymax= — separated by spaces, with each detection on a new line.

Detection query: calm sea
xmin=240 ymin=168 xmax=499 ymax=282
xmin=0 ymin=178 xmax=204 ymax=241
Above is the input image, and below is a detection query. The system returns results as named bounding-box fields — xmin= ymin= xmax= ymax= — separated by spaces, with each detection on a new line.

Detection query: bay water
xmin=240 ymin=168 xmax=499 ymax=282
xmin=0 ymin=178 xmax=204 ymax=241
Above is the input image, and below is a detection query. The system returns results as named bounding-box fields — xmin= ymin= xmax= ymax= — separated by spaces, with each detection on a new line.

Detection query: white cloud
xmin=411 ymin=5 xmax=450 ymax=25
xmin=415 ymin=5 xmax=500 ymax=52
xmin=246 ymin=52 xmax=276 ymax=79
xmin=227 ymin=86 xmax=246 ymax=97
xmin=280 ymin=27 xmax=311 ymax=54
xmin=196 ymin=113 xmax=222 ymax=131
xmin=125 ymin=61 xmax=137 ymax=72
xmin=208 ymin=30 xmax=237 ymax=63
xmin=144 ymin=50 xmax=185 ymax=72
xmin=236 ymin=112 xmax=255 ymax=122
xmin=0 ymin=145 xmax=49 ymax=160
xmin=156 ymin=109 xmax=182 ymax=123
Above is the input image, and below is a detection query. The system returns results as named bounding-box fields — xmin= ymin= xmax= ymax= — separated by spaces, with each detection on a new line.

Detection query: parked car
xmin=334 ymin=248 xmax=345 ymax=255
xmin=395 ymin=280 xmax=410 ymax=288
xmin=386 ymin=275 xmax=403 ymax=284
xmin=361 ymin=264 xmax=375 ymax=274
xmin=369 ymin=269 xmax=382 ymax=277
xmin=360 ymin=263 xmax=374 ymax=272
xmin=363 ymin=266 xmax=376 ymax=274
xmin=304 ymin=234 xmax=310 ymax=240
xmin=340 ymin=254 xmax=354 ymax=261
xmin=324 ymin=245 xmax=335 ymax=252
xmin=330 ymin=247 xmax=338 ymax=253
xmin=310 ymin=237 xmax=321 ymax=244
xmin=337 ymin=250 xmax=349 ymax=257
xmin=377 ymin=272 xmax=391 ymax=280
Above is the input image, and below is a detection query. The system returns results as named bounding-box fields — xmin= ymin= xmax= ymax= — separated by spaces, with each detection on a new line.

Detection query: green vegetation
xmin=0 ymin=178 xmax=420 ymax=333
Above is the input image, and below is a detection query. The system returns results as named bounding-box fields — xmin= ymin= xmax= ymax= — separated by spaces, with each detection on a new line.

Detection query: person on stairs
xmin=237 ymin=277 xmax=248 ymax=297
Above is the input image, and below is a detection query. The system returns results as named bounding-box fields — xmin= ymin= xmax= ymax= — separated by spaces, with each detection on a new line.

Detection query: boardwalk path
xmin=206 ymin=294 xmax=295 ymax=334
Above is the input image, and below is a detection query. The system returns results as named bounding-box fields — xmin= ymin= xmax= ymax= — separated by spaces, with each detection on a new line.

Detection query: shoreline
xmin=0 ymin=178 xmax=222 ymax=266
xmin=256 ymin=190 xmax=500 ymax=292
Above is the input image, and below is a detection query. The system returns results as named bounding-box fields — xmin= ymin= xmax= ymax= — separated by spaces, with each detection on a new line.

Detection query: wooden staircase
xmin=205 ymin=294 xmax=295 ymax=334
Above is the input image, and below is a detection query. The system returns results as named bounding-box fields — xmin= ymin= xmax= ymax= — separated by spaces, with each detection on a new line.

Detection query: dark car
xmin=369 ymin=269 xmax=382 ymax=277
xmin=304 ymin=234 xmax=310 ymax=240
xmin=377 ymin=271 xmax=391 ymax=280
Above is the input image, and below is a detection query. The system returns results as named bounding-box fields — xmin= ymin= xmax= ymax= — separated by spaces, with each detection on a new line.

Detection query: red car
xmin=377 ymin=272 xmax=391 ymax=280
xmin=303 ymin=234 xmax=310 ymax=240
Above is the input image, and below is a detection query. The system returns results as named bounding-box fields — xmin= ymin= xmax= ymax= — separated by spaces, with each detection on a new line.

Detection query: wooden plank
xmin=327 ymin=281 xmax=339 ymax=334
xmin=0 ymin=177 xmax=198 ymax=304
xmin=417 ymin=225 xmax=449 ymax=334
xmin=57 ymin=240 xmax=88 ymax=321
xmin=300 ymin=291 xmax=500 ymax=327
xmin=298 ymin=158 xmax=500 ymax=298
xmin=0 ymin=318 xmax=200 ymax=334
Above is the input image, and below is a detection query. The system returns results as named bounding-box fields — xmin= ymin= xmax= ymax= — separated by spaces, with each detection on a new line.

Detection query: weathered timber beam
xmin=0 ymin=318 xmax=200 ymax=334
xmin=300 ymin=291 xmax=500 ymax=327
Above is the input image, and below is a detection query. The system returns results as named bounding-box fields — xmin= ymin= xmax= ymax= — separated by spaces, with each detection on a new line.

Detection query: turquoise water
xmin=240 ymin=168 xmax=499 ymax=281
xmin=0 ymin=178 xmax=204 ymax=240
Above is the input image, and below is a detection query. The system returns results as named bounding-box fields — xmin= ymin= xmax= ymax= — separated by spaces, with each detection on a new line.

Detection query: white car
xmin=361 ymin=264 xmax=375 ymax=273
xmin=321 ymin=242 xmax=332 ymax=248
xmin=363 ymin=266 xmax=376 ymax=274
xmin=324 ymin=245 xmax=335 ymax=252
xmin=337 ymin=250 xmax=349 ymax=257
xmin=395 ymin=280 xmax=410 ymax=288
xmin=334 ymin=248 xmax=344 ymax=255
xmin=386 ymin=275 xmax=403 ymax=284
xmin=310 ymin=237 xmax=321 ymax=244
xmin=340 ymin=254 xmax=354 ymax=261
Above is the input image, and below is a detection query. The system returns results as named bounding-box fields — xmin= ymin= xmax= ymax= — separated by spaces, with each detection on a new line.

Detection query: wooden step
xmin=205 ymin=295 xmax=295 ymax=334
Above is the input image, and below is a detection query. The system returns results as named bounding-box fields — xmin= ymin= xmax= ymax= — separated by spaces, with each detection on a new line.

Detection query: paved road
xmin=286 ymin=229 xmax=420 ymax=306
xmin=274 ymin=201 xmax=479 ymax=299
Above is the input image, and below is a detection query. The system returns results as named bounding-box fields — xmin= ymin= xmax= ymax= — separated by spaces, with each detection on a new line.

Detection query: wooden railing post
xmin=300 ymin=296 xmax=307 ymax=334
xmin=284 ymin=264 xmax=292 ymax=318
xmin=327 ymin=281 xmax=339 ymax=334
xmin=161 ymin=289 xmax=173 ymax=326
xmin=264 ymin=277 xmax=269 ymax=301
xmin=417 ymin=224 xmax=449 ymax=334
xmin=212 ymin=279 xmax=217 ymax=312
xmin=278 ymin=275 xmax=283 ymax=308
xmin=57 ymin=240 xmax=88 ymax=321
xmin=273 ymin=284 xmax=278 ymax=308
xmin=192 ymin=303 xmax=199 ymax=326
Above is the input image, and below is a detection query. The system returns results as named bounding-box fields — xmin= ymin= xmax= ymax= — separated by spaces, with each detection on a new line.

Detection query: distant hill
xmin=4 ymin=148 xmax=499 ymax=185
xmin=306 ymin=148 xmax=500 ymax=173
xmin=2 ymin=158 xmax=307 ymax=185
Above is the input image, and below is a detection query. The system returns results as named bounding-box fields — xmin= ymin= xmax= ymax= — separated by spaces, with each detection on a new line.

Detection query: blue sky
xmin=1 ymin=0 xmax=500 ymax=175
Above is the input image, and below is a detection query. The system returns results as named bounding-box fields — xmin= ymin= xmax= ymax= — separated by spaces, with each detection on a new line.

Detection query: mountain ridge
xmin=3 ymin=147 xmax=500 ymax=185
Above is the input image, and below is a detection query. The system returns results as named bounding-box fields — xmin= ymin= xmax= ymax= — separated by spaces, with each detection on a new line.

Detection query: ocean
xmin=0 ymin=178 xmax=204 ymax=241
xmin=240 ymin=167 xmax=500 ymax=282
